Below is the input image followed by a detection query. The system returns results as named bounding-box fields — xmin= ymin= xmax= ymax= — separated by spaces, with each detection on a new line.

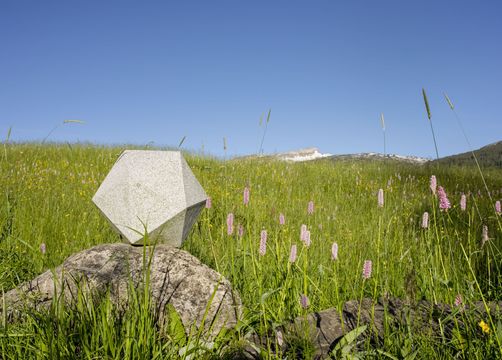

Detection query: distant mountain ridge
xmin=434 ymin=141 xmax=502 ymax=168
xmin=236 ymin=141 xmax=502 ymax=168
xmin=326 ymin=152 xmax=430 ymax=164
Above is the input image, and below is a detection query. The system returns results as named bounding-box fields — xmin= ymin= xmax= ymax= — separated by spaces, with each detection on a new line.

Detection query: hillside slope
xmin=435 ymin=141 xmax=502 ymax=168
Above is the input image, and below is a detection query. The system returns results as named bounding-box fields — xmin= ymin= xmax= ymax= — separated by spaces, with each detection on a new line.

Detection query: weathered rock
xmin=92 ymin=150 xmax=207 ymax=246
xmin=2 ymin=243 xmax=241 ymax=340
xmin=246 ymin=297 xmax=502 ymax=359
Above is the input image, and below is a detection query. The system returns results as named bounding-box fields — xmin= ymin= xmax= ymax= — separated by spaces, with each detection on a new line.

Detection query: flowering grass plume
xmin=300 ymin=294 xmax=310 ymax=309
xmin=243 ymin=187 xmax=250 ymax=206
xmin=430 ymin=175 xmax=437 ymax=195
xmin=377 ymin=188 xmax=384 ymax=208
xmin=279 ymin=213 xmax=285 ymax=225
xmin=205 ymin=197 xmax=212 ymax=209
xmin=362 ymin=260 xmax=372 ymax=279
xmin=460 ymin=194 xmax=466 ymax=211
xmin=289 ymin=244 xmax=297 ymax=263
xmin=482 ymin=225 xmax=489 ymax=246
xmin=331 ymin=242 xmax=338 ymax=261
xmin=496 ymin=200 xmax=501 ymax=215
xmin=307 ymin=200 xmax=314 ymax=215
xmin=421 ymin=212 xmax=429 ymax=229
xmin=226 ymin=213 xmax=234 ymax=235
xmin=437 ymin=186 xmax=451 ymax=211
xmin=259 ymin=230 xmax=267 ymax=256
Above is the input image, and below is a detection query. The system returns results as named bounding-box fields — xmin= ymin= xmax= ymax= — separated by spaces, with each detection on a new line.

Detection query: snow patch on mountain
xmin=276 ymin=147 xmax=333 ymax=162
xmin=330 ymin=153 xmax=430 ymax=164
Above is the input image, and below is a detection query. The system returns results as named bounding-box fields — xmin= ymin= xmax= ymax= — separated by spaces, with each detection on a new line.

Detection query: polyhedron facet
xmin=92 ymin=150 xmax=207 ymax=246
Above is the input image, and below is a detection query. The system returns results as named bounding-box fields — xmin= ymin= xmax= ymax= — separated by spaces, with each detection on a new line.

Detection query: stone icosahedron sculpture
xmin=92 ymin=150 xmax=207 ymax=246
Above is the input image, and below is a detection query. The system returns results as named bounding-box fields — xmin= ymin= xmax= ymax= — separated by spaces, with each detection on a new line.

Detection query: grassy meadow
xmin=1 ymin=143 xmax=501 ymax=359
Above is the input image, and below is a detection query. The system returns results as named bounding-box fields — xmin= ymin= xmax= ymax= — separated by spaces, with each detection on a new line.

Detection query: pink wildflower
xmin=430 ymin=175 xmax=437 ymax=195
xmin=289 ymin=244 xmax=297 ymax=263
xmin=300 ymin=294 xmax=310 ymax=309
xmin=279 ymin=213 xmax=285 ymax=225
xmin=454 ymin=294 xmax=463 ymax=307
xmin=362 ymin=260 xmax=372 ymax=279
xmin=300 ymin=224 xmax=307 ymax=241
xmin=421 ymin=212 xmax=429 ymax=229
xmin=331 ymin=242 xmax=338 ymax=261
xmin=205 ymin=197 xmax=212 ymax=209
xmin=259 ymin=230 xmax=267 ymax=256
xmin=226 ymin=213 xmax=234 ymax=235
xmin=238 ymin=224 xmax=244 ymax=238
xmin=308 ymin=200 xmax=314 ymax=215
xmin=377 ymin=188 xmax=384 ymax=208
xmin=438 ymin=186 xmax=451 ymax=211
xmin=460 ymin=194 xmax=466 ymax=211
xmin=243 ymin=187 xmax=250 ymax=206
xmin=303 ymin=230 xmax=311 ymax=247
xmin=482 ymin=225 xmax=489 ymax=246
xmin=495 ymin=200 xmax=501 ymax=215
xmin=40 ymin=243 xmax=46 ymax=255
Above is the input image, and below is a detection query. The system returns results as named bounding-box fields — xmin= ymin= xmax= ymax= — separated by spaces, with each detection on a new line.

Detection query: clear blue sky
xmin=1 ymin=1 xmax=501 ymax=158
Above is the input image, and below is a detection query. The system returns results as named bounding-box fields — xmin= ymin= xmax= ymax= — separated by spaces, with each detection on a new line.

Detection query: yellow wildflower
xmin=478 ymin=320 xmax=490 ymax=334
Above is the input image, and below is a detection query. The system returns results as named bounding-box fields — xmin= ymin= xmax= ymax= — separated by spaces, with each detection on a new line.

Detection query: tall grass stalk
xmin=258 ymin=109 xmax=271 ymax=156
xmin=381 ymin=113 xmax=386 ymax=158
xmin=422 ymin=88 xmax=440 ymax=161
xmin=444 ymin=92 xmax=502 ymax=231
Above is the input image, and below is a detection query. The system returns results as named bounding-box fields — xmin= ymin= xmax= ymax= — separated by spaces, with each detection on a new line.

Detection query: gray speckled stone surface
xmin=2 ymin=244 xmax=241 ymax=340
xmin=92 ymin=150 xmax=207 ymax=246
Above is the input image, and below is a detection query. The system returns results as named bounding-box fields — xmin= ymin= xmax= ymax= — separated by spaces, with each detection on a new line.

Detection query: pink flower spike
xmin=482 ymin=225 xmax=489 ymax=246
xmin=430 ymin=175 xmax=437 ymax=195
xmin=300 ymin=224 xmax=307 ymax=241
xmin=279 ymin=213 xmax=285 ymax=225
xmin=495 ymin=200 xmax=501 ymax=215
xmin=421 ymin=212 xmax=429 ymax=229
xmin=454 ymin=294 xmax=463 ymax=307
xmin=205 ymin=197 xmax=212 ymax=209
xmin=243 ymin=187 xmax=250 ymax=206
xmin=460 ymin=194 xmax=466 ymax=211
xmin=289 ymin=244 xmax=297 ymax=263
xmin=362 ymin=260 xmax=372 ymax=279
xmin=40 ymin=243 xmax=46 ymax=255
xmin=377 ymin=189 xmax=384 ymax=208
xmin=226 ymin=213 xmax=234 ymax=235
xmin=259 ymin=230 xmax=267 ymax=256
xmin=331 ymin=242 xmax=338 ymax=261
xmin=300 ymin=294 xmax=310 ymax=309
xmin=303 ymin=230 xmax=311 ymax=247
xmin=238 ymin=224 xmax=244 ymax=238
xmin=438 ymin=186 xmax=451 ymax=211
xmin=307 ymin=200 xmax=314 ymax=215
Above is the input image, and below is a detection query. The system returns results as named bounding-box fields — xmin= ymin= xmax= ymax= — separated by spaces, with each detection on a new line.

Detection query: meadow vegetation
xmin=0 ymin=143 xmax=501 ymax=359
